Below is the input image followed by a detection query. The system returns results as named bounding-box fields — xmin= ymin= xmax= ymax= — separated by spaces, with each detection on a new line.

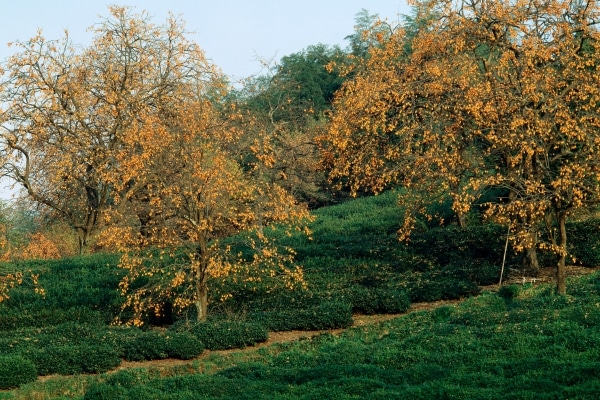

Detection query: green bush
xmin=23 ymin=343 xmax=121 ymax=375
xmin=498 ymin=284 xmax=520 ymax=300
xmin=407 ymin=271 xmax=481 ymax=303
xmin=567 ymin=218 xmax=600 ymax=267
xmin=121 ymin=331 xmax=169 ymax=361
xmin=410 ymin=224 xmax=509 ymax=267
xmin=0 ymin=307 xmax=112 ymax=331
xmin=166 ymin=332 xmax=205 ymax=360
xmin=251 ymin=301 xmax=353 ymax=331
xmin=0 ymin=355 xmax=37 ymax=389
xmin=347 ymin=287 xmax=410 ymax=315
xmin=79 ymin=344 xmax=123 ymax=373
xmin=181 ymin=320 xmax=268 ymax=351
xmin=299 ymin=301 xmax=353 ymax=330
xmin=444 ymin=260 xmax=501 ymax=286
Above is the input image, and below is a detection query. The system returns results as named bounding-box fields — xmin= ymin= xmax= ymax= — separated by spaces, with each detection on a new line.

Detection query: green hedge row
xmin=0 ymin=306 xmax=111 ymax=332
xmin=0 ymin=355 xmax=37 ymax=389
xmin=250 ymin=301 xmax=353 ymax=332
xmin=121 ymin=331 xmax=204 ymax=361
xmin=343 ymin=287 xmax=410 ymax=315
xmin=20 ymin=344 xmax=121 ymax=376
xmin=175 ymin=320 xmax=269 ymax=351
xmin=404 ymin=271 xmax=481 ymax=303
xmin=0 ymin=322 xmax=207 ymax=377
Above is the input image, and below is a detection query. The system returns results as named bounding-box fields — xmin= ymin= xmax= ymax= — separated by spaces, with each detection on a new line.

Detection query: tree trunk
xmin=556 ymin=211 xmax=568 ymax=295
xmin=195 ymin=285 xmax=208 ymax=322
xmin=76 ymin=227 xmax=87 ymax=255
xmin=522 ymin=229 xmax=540 ymax=275
xmin=456 ymin=211 xmax=467 ymax=229
xmin=194 ymin=243 xmax=209 ymax=322
xmin=523 ymin=246 xmax=540 ymax=274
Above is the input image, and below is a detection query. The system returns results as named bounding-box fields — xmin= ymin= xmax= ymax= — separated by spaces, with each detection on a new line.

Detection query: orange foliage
xmin=0 ymin=6 xmax=311 ymax=319
xmin=326 ymin=0 xmax=600 ymax=293
xmin=0 ymin=272 xmax=23 ymax=303
xmin=0 ymin=6 xmax=216 ymax=253
xmin=15 ymin=232 xmax=61 ymax=261
xmin=100 ymin=98 xmax=311 ymax=325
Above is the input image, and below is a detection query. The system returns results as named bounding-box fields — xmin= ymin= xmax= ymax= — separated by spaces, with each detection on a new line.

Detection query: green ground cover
xmin=0 ymin=190 xmax=599 ymax=397
xmin=4 ymin=272 xmax=600 ymax=399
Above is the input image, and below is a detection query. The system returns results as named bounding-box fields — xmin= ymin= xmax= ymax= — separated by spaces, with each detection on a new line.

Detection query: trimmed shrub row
xmin=177 ymin=320 xmax=269 ymax=351
xmin=405 ymin=271 xmax=481 ymax=303
xmin=121 ymin=331 xmax=204 ymax=362
xmin=19 ymin=344 xmax=121 ymax=376
xmin=0 ymin=355 xmax=37 ymax=389
xmin=0 ymin=323 xmax=206 ymax=378
xmin=344 ymin=287 xmax=410 ymax=315
xmin=250 ymin=301 xmax=353 ymax=332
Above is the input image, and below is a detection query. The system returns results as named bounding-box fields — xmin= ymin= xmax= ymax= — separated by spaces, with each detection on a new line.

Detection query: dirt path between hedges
xmin=37 ymin=265 xmax=599 ymax=381
xmin=34 ymin=297 xmax=463 ymax=383
xmin=112 ymin=298 xmax=463 ymax=373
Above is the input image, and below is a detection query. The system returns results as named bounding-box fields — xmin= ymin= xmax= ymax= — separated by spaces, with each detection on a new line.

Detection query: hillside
xmin=1 ymin=191 xmax=600 ymax=398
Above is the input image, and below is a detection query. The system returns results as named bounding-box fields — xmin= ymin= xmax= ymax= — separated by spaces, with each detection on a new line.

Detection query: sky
xmin=0 ymin=0 xmax=410 ymax=200
xmin=0 ymin=0 xmax=410 ymax=81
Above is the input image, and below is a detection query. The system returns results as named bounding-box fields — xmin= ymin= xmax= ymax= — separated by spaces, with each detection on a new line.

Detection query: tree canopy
xmin=326 ymin=0 xmax=600 ymax=294
xmin=0 ymin=6 xmax=311 ymax=321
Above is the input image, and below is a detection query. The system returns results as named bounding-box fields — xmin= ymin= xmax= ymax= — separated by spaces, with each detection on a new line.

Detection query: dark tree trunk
xmin=456 ymin=211 xmax=467 ymax=229
xmin=195 ymin=284 xmax=208 ymax=322
xmin=522 ymin=229 xmax=540 ymax=275
xmin=76 ymin=227 xmax=88 ymax=255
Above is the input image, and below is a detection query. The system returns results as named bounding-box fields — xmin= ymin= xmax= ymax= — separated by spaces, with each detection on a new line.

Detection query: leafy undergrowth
xmin=3 ymin=271 xmax=600 ymax=399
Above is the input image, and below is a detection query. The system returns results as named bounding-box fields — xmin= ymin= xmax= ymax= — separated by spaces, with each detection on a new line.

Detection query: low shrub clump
xmin=175 ymin=319 xmax=268 ymax=351
xmin=251 ymin=301 xmax=353 ymax=331
xmin=121 ymin=331 xmax=169 ymax=362
xmin=405 ymin=271 xmax=481 ymax=303
xmin=0 ymin=355 xmax=37 ymax=389
xmin=345 ymin=287 xmax=410 ymax=315
xmin=166 ymin=332 xmax=205 ymax=360
xmin=22 ymin=343 xmax=121 ymax=375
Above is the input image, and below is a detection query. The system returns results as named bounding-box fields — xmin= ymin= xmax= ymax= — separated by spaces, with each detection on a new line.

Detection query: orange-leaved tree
xmin=323 ymin=2 xmax=486 ymax=236
xmin=326 ymin=0 xmax=600 ymax=293
xmin=449 ymin=0 xmax=600 ymax=293
xmin=100 ymin=91 xmax=311 ymax=325
xmin=0 ymin=6 xmax=211 ymax=253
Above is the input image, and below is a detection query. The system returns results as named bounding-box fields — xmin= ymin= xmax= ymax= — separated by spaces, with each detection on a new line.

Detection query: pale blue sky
xmin=0 ymin=1 xmax=410 ymax=81
xmin=0 ymin=1 xmax=410 ymax=199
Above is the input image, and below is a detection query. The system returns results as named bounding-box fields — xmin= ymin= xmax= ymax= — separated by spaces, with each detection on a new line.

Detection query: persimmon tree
xmin=100 ymin=95 xmax=310 ymax=325
xmin=456 ymin=0 xmax=600 ymax=293
xmin=0 ymin=6 xmax=212 ymax=253
xmin=324 ymin=3 xmax=485 ymax=232
xmin=326 ymin=0 xmax=600 ymax=294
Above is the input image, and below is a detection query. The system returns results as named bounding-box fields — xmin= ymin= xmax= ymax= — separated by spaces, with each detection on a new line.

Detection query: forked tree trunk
xmin=556 ymin=211 xmax=568 ymax=295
